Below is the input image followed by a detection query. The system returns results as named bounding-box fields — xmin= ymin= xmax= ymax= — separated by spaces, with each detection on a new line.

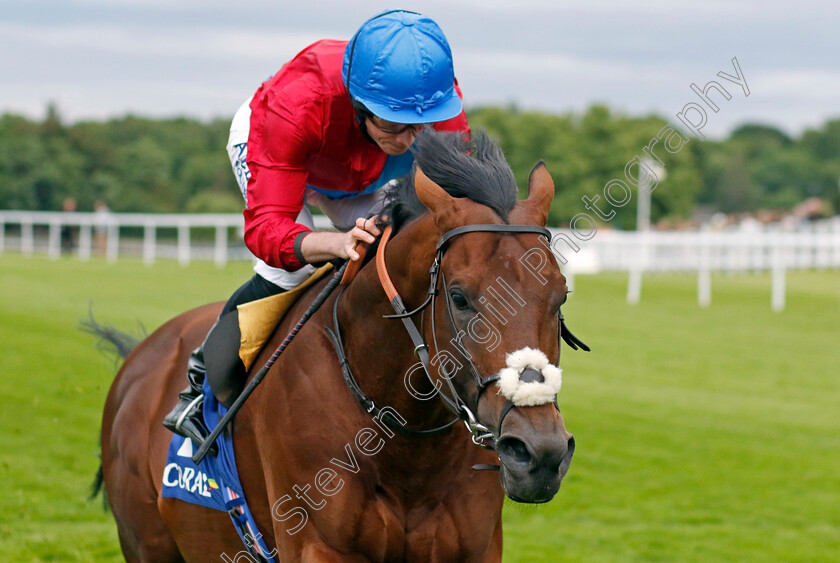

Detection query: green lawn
xmin=1 ymin=254 xmax=838 ymax=562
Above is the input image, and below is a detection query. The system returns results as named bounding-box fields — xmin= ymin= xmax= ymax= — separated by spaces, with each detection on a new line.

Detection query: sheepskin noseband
xmin=496 ymin=348 xmax=562 ymax=407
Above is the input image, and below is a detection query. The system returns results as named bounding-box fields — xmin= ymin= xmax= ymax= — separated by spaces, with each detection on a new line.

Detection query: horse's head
xmin=412 ymin=153 xmax=576 ymax=504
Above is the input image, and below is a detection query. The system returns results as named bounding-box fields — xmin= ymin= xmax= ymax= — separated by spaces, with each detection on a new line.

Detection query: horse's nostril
xmin=560 ymin=435 xmax=575 ymax=473
xmin=497 ymin=436 xmax=532 ymax=467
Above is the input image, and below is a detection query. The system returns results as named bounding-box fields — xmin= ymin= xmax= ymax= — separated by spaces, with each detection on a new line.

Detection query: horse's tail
xmin=89 ymin=456 xmax=109 ymax=511
xmin=82 ymin=310 xmax=142 ymax=511
xmin=81 ymin=310 xmax=141 ymax=360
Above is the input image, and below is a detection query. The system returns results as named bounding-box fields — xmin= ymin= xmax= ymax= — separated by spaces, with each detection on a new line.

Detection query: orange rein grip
xmin=340 ymin=240 xmax=368 ymax=285
xmin=376 ymin=225 xmax=399 ymax=302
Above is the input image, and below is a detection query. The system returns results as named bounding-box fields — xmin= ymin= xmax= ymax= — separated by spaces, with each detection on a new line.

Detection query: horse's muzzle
xmin=496 ymin=431 xmax=575 ymax=504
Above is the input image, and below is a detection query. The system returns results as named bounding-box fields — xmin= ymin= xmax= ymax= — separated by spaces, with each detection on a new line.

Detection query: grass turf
xmin=0 ymin=254 xmax=837 ymax=561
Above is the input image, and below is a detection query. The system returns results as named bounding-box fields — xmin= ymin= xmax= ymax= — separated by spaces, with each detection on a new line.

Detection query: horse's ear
xmin=519 ymin=160 xmax=555 ymax=226
xmin=414 ymin=165 xmax=458 ymax=227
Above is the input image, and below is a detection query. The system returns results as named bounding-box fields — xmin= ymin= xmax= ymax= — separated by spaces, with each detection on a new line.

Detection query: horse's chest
xmin=347 ymin=492 xmax=501 ymax=562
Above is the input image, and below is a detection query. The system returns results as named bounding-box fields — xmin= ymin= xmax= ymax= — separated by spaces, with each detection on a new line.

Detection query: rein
xmin=326 ymin=288 xmax=459 ymax=437
xmin=328 ymin=222 xmax=589 ymax=454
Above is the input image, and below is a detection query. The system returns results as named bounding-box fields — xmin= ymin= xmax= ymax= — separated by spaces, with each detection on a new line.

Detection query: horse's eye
xmin=450 ymin=290 xmax=469 ymax=310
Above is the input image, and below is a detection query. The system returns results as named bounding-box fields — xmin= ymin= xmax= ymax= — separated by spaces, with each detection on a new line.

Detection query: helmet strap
xmin=351 ymin=99 xmax=377 ymax=145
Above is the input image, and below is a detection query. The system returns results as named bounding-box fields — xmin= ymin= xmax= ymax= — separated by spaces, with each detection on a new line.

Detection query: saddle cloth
xmin=161 ymin=379 xmax=278 ymax=562
xmin=160 ymin=264 xmax=334 ymax=560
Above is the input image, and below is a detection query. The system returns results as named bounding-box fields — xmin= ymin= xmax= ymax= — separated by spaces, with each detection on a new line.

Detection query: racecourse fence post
xmin=143 ymin=221 xmax=156 ymax=265
xmin=177 ymin=219 xmax=190 ymax=266
xmin=48 ymin=218 xmax=61 ymax=259
xmin=627 ymin=267 xmax=642 ymax=305
xmin=836 ymin=222 xmax=840 ymax=267
xmin=21 ymin=220 xmax=34 ymax=256
xmin=106 ymin=223 xmax=119 ymax=263
xmin=698 ymin=232 xmax=712 ymax=307
xmin=816 ymin=221 xmax=829 ymax=269
xmin=627 ymin=233 xmax=644 ymax=305
xmin=214 ymin=223 xmax=228 ymax=268
xmin=79 ymin=222 xmax=92 ymax=261
xmin=771 ymin=237 xmax=786 ymax=312
xmin=834 ymin=218 xmax=840 ymax=266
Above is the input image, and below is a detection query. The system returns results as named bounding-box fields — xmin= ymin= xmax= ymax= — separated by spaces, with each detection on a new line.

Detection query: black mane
xmin=381 ymin=129 xmax=518 ymax=233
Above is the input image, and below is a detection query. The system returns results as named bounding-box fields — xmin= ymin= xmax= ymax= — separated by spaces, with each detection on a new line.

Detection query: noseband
xmin=326 ymin=223 xmax=589 ymax=452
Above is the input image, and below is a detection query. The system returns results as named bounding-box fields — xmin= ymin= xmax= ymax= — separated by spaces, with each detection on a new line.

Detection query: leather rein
xmin=326 ymin=223 xmax=589 ymax=452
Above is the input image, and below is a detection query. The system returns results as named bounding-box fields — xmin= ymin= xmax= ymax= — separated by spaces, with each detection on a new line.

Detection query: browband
xmin=436 ymin=224 xmax=552 ymax=252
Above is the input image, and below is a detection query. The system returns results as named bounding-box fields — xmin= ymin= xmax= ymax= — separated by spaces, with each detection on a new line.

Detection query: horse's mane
xmin=381 ymin=129 xmax=518 ymax=233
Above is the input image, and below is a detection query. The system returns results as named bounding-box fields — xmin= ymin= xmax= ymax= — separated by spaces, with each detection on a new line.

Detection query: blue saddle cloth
xmin=162 ymin=380 xmax=278 ymax=562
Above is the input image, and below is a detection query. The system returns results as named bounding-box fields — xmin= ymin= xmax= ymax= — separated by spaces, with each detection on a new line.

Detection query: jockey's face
xmin=365 ymin=116 xmax=426 ymax=155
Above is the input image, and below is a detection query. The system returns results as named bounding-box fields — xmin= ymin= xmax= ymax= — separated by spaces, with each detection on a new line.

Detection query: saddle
xmin=205 ymin=264 xmax=333 ymax=408
xmin=237 ymin=264 xmax=333 ymax=370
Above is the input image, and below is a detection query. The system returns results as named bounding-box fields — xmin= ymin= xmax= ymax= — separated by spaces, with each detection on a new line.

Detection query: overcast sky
xmin=2 ymin=0 xmax=837 ymax=139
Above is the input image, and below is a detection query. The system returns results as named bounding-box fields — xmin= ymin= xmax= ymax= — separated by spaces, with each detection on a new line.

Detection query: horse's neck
xmin=338 ymin=216 xmax=453 ymax=431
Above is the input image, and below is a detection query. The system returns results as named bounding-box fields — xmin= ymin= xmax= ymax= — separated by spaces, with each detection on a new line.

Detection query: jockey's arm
xmin=299 ymin=217 xmax=381 ymax=263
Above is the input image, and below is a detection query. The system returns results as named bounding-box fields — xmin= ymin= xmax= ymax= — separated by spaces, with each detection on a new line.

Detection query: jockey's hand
xmin=299 ymin=216 xmax=383 ymax=264
xmin=343 ymin=216 xmax=382 ymax=261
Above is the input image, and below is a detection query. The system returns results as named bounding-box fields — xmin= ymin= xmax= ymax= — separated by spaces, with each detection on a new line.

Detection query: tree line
xmin=1 ymin=104 xmax=837 ymax=228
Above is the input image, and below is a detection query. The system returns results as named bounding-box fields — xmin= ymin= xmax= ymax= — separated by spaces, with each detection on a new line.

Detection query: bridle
xmin=326 ymin=222 xmax=589 ymax=452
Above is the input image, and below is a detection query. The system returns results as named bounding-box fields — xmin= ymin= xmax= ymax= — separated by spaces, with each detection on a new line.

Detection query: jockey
xmin=164 ymin=10 xmax=470 ymax=449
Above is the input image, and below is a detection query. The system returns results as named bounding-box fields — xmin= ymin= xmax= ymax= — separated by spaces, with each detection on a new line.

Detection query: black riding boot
xmin=163 ymin=274 xmax=285 ymax=456
xmin=163 ymin=345 xmax=218 ymax=456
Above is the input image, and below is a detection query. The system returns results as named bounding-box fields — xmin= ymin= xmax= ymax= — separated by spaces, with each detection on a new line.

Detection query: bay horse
xmin=97 ymin=131 xmax=581 ymax=562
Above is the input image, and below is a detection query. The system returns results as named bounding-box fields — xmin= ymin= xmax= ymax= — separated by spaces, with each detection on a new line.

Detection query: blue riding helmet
xmin=342 ymin=10 xmax=462 ymax=125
